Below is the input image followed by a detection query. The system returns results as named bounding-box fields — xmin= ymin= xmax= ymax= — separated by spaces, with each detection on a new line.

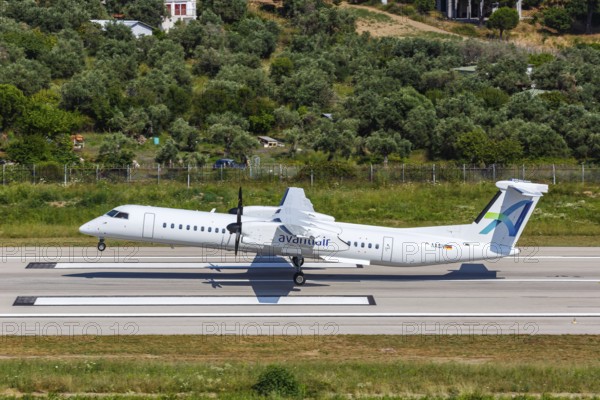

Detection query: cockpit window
xmin=106 ymin=210 xmax=128 ymax=219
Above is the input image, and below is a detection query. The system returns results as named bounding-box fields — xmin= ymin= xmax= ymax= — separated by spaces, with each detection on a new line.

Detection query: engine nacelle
xmin=229 ymin=206 xmax=279 ymax=219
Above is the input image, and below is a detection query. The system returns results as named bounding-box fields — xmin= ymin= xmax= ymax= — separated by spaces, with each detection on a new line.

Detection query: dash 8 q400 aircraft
xmin=79 ymin=180 xmax=548 ymax=286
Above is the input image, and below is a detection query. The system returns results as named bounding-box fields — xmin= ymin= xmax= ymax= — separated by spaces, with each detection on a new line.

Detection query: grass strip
xmin=0 ymin=182 xmax=598 ymax=246
xmin=0 ymin=336 xmax=599 ymax=397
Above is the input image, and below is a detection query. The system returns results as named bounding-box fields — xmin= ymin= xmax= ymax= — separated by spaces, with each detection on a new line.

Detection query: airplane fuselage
xmin=79 ymin=204 xmax=508 ymax=268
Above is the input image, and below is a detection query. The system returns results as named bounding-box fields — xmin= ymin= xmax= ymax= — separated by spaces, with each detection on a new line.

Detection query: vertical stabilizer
xmin=470 ymin=180 xmax=548 ymax=254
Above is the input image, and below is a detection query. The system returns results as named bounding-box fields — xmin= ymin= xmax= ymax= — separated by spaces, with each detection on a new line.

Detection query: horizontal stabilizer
xmin=496 ymin=180 xmax=548 ymax=197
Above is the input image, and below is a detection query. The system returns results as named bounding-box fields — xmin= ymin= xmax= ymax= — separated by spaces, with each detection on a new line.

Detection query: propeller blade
xmin=233 ymin=187 xmax=243 ymax=256
xmin=234 ymin=230 xmax=240 ymax=256
xmin=237 ymin=187 xmax=243 ymax=223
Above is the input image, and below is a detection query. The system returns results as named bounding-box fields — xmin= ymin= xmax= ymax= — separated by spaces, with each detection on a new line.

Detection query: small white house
xmin=162 ymin=0 xmax=197 ymax=31
xmin=258 ymin=136 xmax=283 ymax=148
xmin=91 ymin=20 xmax=154 ymax=38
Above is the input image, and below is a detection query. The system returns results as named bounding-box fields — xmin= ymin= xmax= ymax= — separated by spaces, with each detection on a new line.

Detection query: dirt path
xmin=340 ymin=3 xmax=455 ymax=37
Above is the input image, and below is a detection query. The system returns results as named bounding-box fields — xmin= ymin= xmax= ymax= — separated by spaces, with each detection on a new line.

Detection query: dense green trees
xmin=0 ymin=84 xmax=27 ymax=131
xmin=97 ymin=133 xmax=136 ymax=165
xmin=1 ymin=0 xmax=599 ymax=167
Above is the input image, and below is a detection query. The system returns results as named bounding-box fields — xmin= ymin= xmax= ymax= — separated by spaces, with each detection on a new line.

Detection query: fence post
xmin=220 ymin=165 xmax=223 ymax=181
xmin=432 ymin=164 xmax=436 ymax=184
xmin=402 ymin=163 xmax=405 ymax=183
xmin=552 ymin=164 xmax=556 ymax=185
xmin=127 ymin=165 xmax=131 ymax=183
xmin=463 ymin=164 xmax=466 ymax=183
xmin=522 ymin=164 xmax=525 ymax=180
xmin=32 ymin=164 xmax=35 ymax=184
xmin=492 ymin=164 xmax=496 ymax=181
xmin=187 ymin=163 xmax=191 ymax=189
xmin=157 ymin=164 xmax=160 ymax=184
xmin=2 ymin=163 xmax=5 ymax=186
xmin=310 ymin=169 xmax=314 ymax=187
xmin=582 ymin=163 xmax=585 ymax=184
xmin=370 ymin=164 xmax=373 ymax=182
xmin=64 ymin=164 xmax=67 ymax=186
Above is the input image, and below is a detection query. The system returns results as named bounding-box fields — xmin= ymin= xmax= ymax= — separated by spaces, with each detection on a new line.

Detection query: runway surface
xmin=1 ymin=246 xmax=599 ymax=335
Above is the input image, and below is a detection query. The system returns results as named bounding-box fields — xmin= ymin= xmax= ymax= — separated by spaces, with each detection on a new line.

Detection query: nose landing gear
xmin=291 ymin=256 xmax=305 ymax=286
xmin=97 ymin=239 xmax=106 ymax=252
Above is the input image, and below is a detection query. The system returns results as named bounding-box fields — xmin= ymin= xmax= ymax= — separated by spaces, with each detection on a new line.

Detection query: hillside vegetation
xmin=0 ymin=0 xmax=599 ymax=168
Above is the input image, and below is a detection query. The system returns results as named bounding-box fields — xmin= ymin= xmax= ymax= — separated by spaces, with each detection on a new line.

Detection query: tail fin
xmin=471 ymin=180 xmax=548 ymax=254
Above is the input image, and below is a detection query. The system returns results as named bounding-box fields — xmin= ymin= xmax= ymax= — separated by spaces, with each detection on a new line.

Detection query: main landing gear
xmin=97 ymin=239 xmax=106 ymax=252
xmin=292 ymin=256 xmax=305 ymax=286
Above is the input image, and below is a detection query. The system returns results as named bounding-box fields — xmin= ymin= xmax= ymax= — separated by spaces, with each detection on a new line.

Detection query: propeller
xmin=226 ymin=187 xmax=243 ymax=255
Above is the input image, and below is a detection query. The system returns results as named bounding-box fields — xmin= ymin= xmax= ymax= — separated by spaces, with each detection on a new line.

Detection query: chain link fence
xmin=1 ymin=163 xmax=599 ymax=186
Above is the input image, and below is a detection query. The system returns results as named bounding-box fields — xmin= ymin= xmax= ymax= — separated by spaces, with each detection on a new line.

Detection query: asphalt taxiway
xmin=0 ymin=246 xmax=599 ymax=335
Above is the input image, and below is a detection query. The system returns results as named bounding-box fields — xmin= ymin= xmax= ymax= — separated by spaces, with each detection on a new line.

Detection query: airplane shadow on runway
xmin=62 ymin=260 xmax=499 ymax=300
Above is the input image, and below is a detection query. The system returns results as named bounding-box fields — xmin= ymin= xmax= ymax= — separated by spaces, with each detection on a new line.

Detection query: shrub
xmin=297 ymin=161 xmax=357 ymax=180
xmin=252 ymin=365 xmax=301 ymax=397
xmin=414 ymin=0 xmax=434 ymax=14
xmin=542 ymin=7 xmax=572 ymax=33
xmin=528 ymin=53 xmax=554 ymax=67
xmin=384 ymin=3 xmax=416 ymax=16
xmin=451 ymin=23 xmax=479 ymax=37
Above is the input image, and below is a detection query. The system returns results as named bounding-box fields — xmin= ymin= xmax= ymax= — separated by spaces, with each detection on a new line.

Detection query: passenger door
xmin=142 ymin=213 xmax=155 ymax=239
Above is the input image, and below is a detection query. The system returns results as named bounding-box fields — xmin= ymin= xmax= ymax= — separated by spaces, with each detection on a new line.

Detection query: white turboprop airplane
xmin=79 ymin=180 xmax=548 ymax=286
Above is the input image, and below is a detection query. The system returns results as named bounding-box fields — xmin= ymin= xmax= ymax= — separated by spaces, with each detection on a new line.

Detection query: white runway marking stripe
xmin=2 ymin=312 xmax=600 ymax=318
xmin=25 ymin=296 xmax=374 ymax=306
xmin=532 ymin=256 xmax=600 ymax=259
xmin=30 ymin=262 xmax=361 ymax=269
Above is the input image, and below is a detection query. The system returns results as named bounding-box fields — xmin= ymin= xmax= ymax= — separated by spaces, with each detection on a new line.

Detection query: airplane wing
xmin=278 ymin=187 xmax=315 ymax=212
xmin=275 ymin=188 xmax=337 ymax=235
xmin=242 ymin=187 xmax=351 ymax=253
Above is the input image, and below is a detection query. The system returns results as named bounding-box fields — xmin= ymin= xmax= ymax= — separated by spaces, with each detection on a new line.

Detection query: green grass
xmin=348 ymin=7 xmax=394 ymax=23
xmin=0 ymin=182 xmax=598 ymax=246
xmin=1 ymin=336 xmax=600 ymax=398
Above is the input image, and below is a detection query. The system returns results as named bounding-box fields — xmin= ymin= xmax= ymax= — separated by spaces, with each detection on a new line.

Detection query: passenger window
xmin=171 ymin=223 xmax=174 ymax=229
xmin=186 ymin=225 xmax=190 ymax=230
xmin=354 ymin=242 xmax=357 ymax=247
xmin=201 ymin=226 xmax=205 ymax=232
xmin=163 ymin=223 xmax=166 ymax=228
xmin=368 ymin=243 xmax=372 ymax=249
xmin=376 ymin=244 xmax=380 ymax=250
xmin=194 ymin=226 xmax=197 ymax=231
xmin=361 ymin=243 xmax=365 ymax=248
xmin=179 ymin=224 xmax=182 ymax=230
xmin=208 ymin=227 xmax=212 ymax=232
xmin=214 ymin=227 xmax=218 ymax=233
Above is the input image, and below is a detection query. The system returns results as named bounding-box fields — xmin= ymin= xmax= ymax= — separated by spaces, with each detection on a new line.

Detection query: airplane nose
xmin=79 ymin=222 xmax=95 ymax=235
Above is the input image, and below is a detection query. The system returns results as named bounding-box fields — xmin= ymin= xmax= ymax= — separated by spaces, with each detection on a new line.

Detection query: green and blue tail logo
xmin=479 ymin=200 xmax=533 ymax=237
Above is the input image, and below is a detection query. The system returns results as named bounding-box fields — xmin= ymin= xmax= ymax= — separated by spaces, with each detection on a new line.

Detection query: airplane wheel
xmin=293 ymin=272 xmax=306 ymax=286
xmin=97 ymin=241 xmax=106 ymax=252
xmin=292 ymin=256 xmax=304 ymax=268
